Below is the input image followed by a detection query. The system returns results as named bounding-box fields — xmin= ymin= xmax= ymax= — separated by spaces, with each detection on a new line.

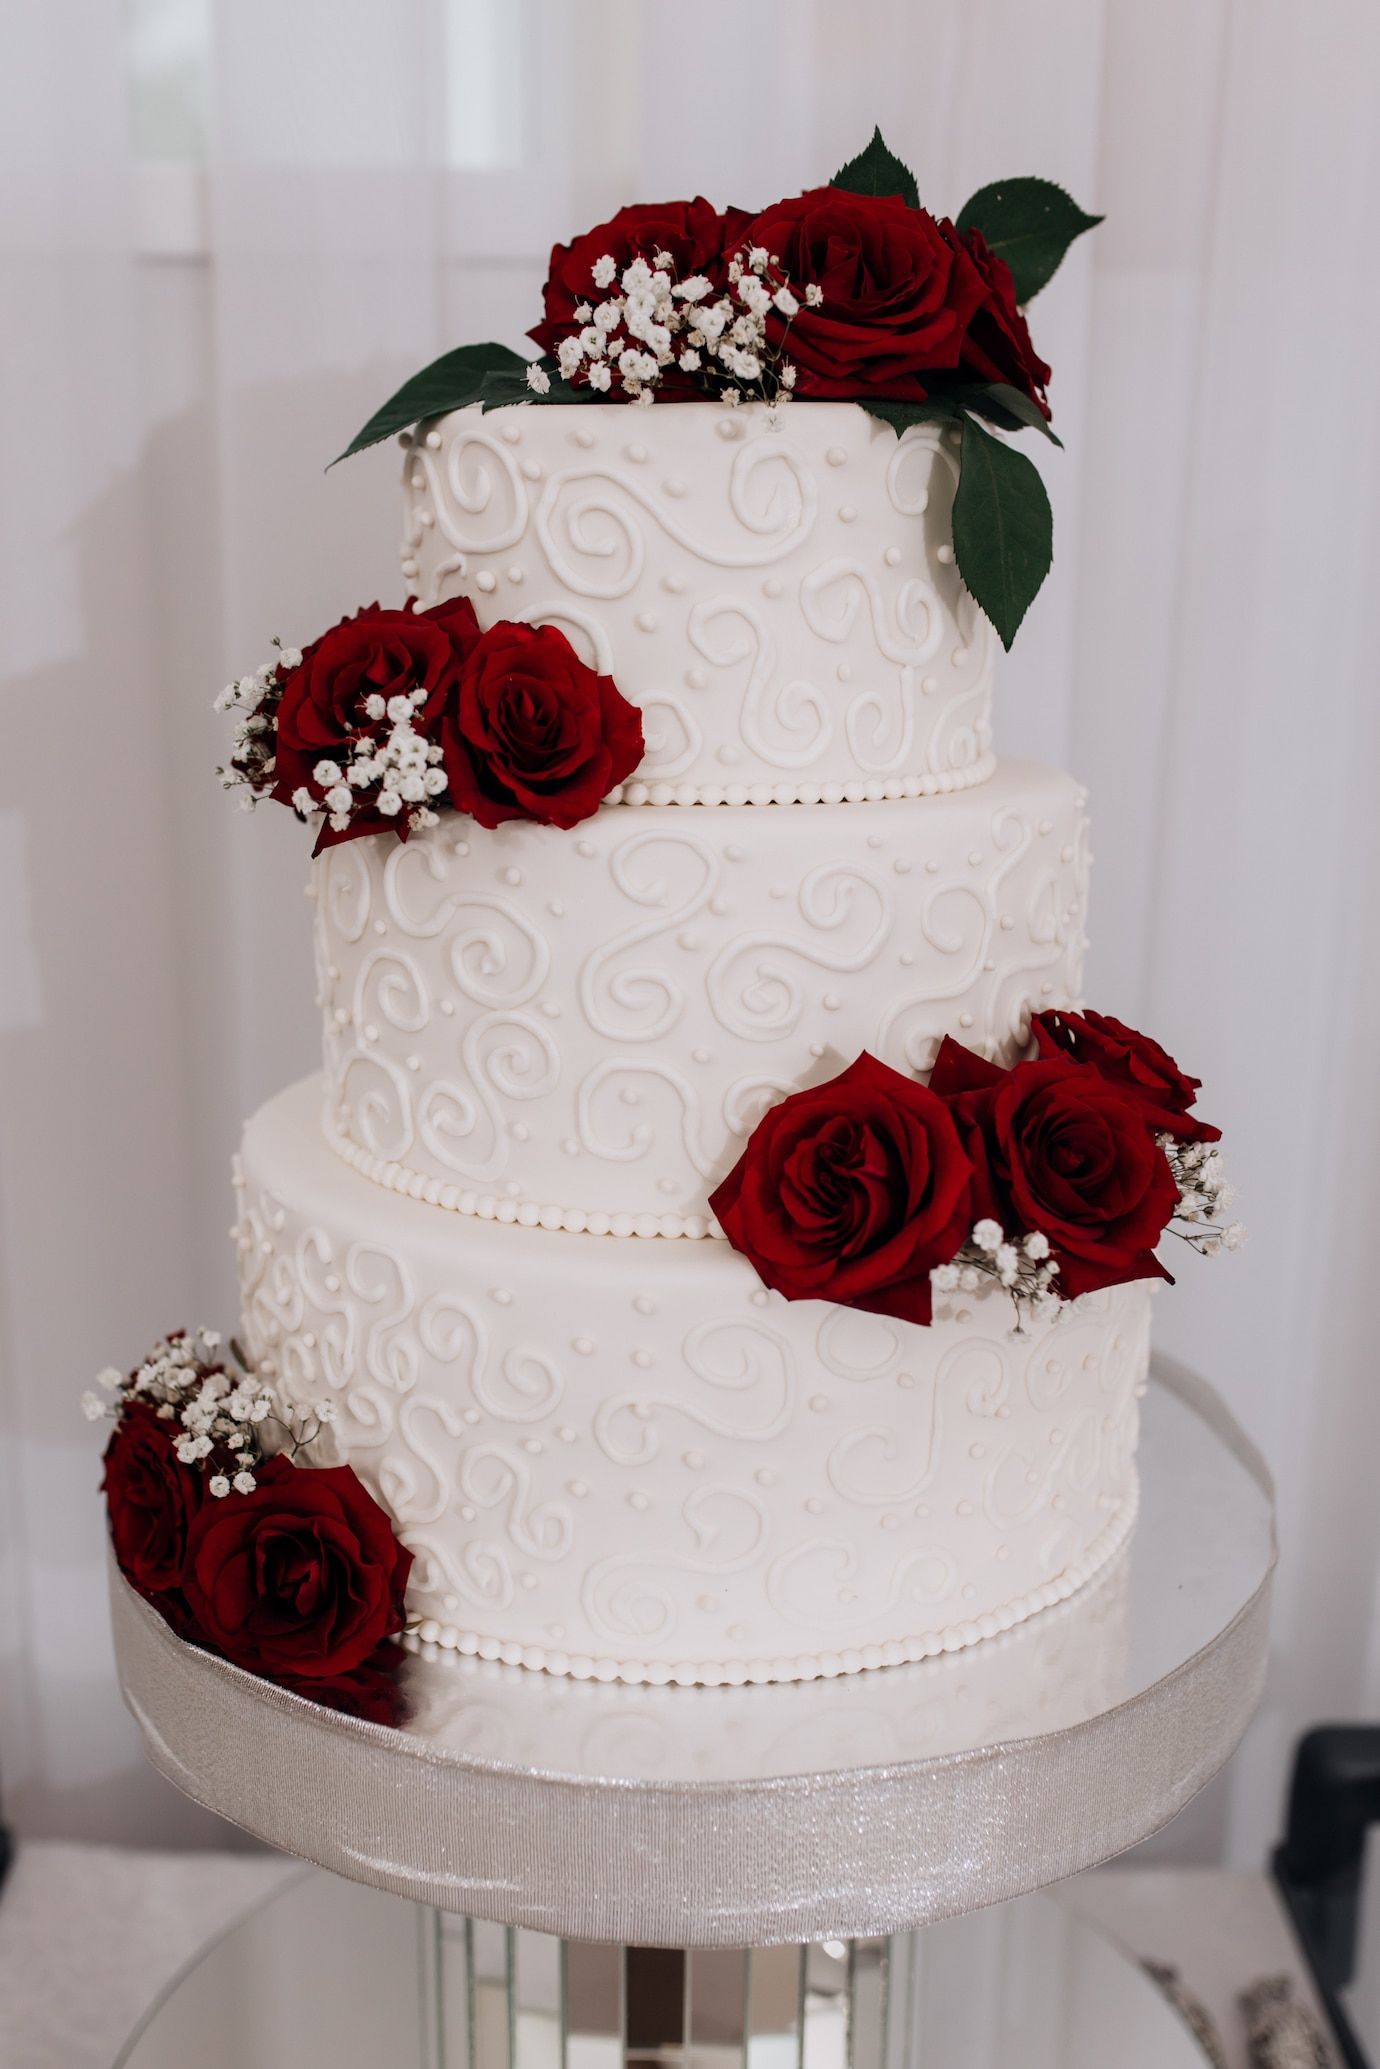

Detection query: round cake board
xmin=111 ymin=1355 xmax=1274 ymax=1947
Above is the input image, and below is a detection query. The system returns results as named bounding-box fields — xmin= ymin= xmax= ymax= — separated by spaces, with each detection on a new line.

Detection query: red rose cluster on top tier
xmin=217 ymin=598 xmax=644 ymax=852
xmin=527 ymin=180 xmax=1053 ymax=414
xmin=337 ymin=131 xmax=1098 ymax=650
xmin=711 ymin=1013 xmax=1238 ymax=1330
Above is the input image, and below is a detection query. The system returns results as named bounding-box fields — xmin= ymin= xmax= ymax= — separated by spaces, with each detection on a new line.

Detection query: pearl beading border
xmin=399 ymin=1479 xmax=1140 ymax=1688
xmin=605 ymin=757 xmax=997 ymax=809
xmin=322 ymin=1102 xmax=725 ymax=1241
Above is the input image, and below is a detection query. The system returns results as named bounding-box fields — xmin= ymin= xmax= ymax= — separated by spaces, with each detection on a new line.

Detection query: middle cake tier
xmin=315 ymin=760 xmax=1089 ymax=1233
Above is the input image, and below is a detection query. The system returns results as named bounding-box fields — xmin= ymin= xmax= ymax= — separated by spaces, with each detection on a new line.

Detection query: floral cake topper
xmin=336 ymin=130 xmax=1100 ymax=647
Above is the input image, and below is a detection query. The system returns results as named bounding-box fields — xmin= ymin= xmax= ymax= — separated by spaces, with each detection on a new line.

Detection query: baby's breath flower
xmin=541 ymin=240 xmax=817 ymax=408
xmin=84 ymin=1324 xmax=340 ymax=1496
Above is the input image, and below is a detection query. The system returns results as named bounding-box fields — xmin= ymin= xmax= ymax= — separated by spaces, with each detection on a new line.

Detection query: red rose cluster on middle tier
xmin=711 ymin=1013 xmax=1236 ymax=1330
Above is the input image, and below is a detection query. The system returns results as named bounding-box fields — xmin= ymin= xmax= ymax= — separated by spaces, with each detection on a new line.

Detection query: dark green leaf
xmin=831 ymin=126 xmax=921 ymax=209
xmin=952 ymin=417 xmax=1052 ymax=649
xmin=955 ymin=177 xmax=1102 ymax=303
xmin=331 ymin=342 xmax=530 ymax=465
xmin=479 ymin=361 xmax=614 ymax=412
xmin=476 ymin=366 xmax=543 ymax=411
xmin=937 ymin=380 xmax=1063 ymax=446
xmin=858 ymin=396 xmax=964 ymax=436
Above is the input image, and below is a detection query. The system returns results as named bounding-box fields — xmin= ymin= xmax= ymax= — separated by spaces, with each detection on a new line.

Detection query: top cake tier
xmin=400 ymin=402 xmax=996 ymax=805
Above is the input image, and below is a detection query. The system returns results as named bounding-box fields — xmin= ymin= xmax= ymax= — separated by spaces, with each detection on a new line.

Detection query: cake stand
xmin=111 ymin=1354 xmax=1273 ymax=2061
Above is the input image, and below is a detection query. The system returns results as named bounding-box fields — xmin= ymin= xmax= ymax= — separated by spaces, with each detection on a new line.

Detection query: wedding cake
xmin=96 ymin=136 xmax=1235 ymax=1709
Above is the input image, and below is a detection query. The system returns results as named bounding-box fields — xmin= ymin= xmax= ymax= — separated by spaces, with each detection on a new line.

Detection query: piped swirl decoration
xmin=401 ymin=404 xmax=996 ymax=801
xmin=312 ymin=767 xmax=1092 ymax=1228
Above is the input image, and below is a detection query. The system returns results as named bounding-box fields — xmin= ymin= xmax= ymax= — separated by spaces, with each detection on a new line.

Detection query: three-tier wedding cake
xmin=236 ymin=396 xmax=1151 ymax=1686
xmin=96 ymin=137 xmax=1235 ymax=1708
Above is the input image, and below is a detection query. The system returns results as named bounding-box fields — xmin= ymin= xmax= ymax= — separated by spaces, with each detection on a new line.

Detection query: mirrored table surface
xmin=117 ymin=1870 xmax=1217 ymax=2069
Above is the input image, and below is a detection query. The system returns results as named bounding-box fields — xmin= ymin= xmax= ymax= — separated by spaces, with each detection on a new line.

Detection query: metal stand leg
xmin=418 ymin=1906 xmax=447 ymax=2069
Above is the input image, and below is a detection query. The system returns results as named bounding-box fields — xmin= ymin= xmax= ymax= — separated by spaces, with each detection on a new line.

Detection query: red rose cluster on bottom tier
xmin=88 ymin=1329 xmax=412 ymax=1723
xmin=710 ymin=1009 xmax=1241 ymax=1330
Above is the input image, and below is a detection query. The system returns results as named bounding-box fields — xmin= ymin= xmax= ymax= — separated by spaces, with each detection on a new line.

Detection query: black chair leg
xmin=1273 ymin=1724 xmax=1380 ymax=2069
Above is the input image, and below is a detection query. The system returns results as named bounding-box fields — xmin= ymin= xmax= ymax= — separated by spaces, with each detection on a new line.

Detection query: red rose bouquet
xmin=712 ymin=1017 xmax=1239 ymax=1331
xmin=219 ymin=600 xmax=644 ymax=849
xmin=87 ymin=1329 xmax=413 ymax=1721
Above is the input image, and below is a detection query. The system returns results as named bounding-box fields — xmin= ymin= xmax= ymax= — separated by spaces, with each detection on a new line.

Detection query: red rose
xmin=272 ymin=596 xmax=481 ymax=852
xmin=710 ymin=1052 xmax=973 ymax=1326
xmin=958 ymin=228 xmax=1052 ymax=417
xmin=1032 ymin=1010 xmax=1220 ymax=1143
xmin=736 ymin=187 xmax=988 ymax=399
xmin=180 ymin=1456 xmax=412 ymax=1684
xmin=102 ymin=1402 xmax=203 ymax=1605
xmin=528 ymin=197 xmax=746 ymax=391
xmin=930 ymin=1038 xmax=1177 ymax=1299
xmin=441 ymin=620 xmax=644 ymax=830
xmin=278 ymin=1647 xmax=409 ymax=1727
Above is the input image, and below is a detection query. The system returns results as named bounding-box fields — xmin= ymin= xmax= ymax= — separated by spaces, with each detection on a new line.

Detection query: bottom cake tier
xmin=235 ymin=1078 xmax=1152 ymax=1686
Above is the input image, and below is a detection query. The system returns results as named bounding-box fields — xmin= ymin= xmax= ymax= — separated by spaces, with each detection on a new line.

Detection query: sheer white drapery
xmin=2 ymin=0 xmax=1377 ymax=1853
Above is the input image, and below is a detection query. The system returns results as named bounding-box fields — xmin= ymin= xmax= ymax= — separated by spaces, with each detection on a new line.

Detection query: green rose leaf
xmin=955 ymin=177 xmax=1102 ymax=303
xmin=859 ymin=386 xmax=1060 ymax=447
xmin=331 ymin=342 xmax=530 ymax=465
xmin=952 ymin=417 xmax=1053 ymax=650
xmin=940 ymin=381 xmax=1063 ymax=446
xmin=831 ymin=127 xmax=921 ymax=210
xmin=488 ymin=363 xmax=609 ymax=410
xmin=858 ymin=396 xmax=964 ymax=436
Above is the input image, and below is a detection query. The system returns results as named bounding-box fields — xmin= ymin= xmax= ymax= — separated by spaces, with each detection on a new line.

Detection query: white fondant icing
xmin=401 ymin=402 xmax=995 ymax=799
xmin=402 ymin=1548 xmax=1131 ymax=1752
xmin=315 ymin=763 xmax=1090 ymax=1226
xmin=236 ymin=1079 xmax=1151 ymax=1685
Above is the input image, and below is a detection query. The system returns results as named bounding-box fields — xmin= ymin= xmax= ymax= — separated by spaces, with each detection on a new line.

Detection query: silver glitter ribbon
xmin=111 ymin=1358 xmax=1275 ymax=1947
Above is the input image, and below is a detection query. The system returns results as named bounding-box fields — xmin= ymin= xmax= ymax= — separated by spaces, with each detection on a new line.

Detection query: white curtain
xmin=2 ymin=0 xmax=1377 ymax=1855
